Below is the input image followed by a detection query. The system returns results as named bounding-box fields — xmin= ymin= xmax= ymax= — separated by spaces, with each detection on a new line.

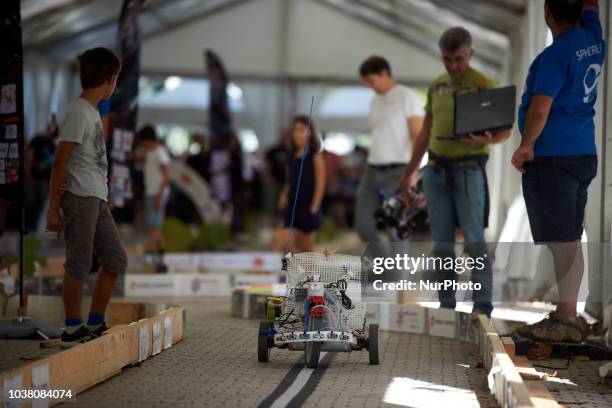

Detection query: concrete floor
xmin=0 ymin=337 xmax=57 ymax=372
xmin=536 ymin=359 xmax=612 ymax=408
xmin=62 ymin=297 xmax=497 ymax=408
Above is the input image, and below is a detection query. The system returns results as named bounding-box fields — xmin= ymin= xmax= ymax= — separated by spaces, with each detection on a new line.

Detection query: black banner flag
xmin=205 ymin=50 xmax=236 ymax=206
xmin=0 ymin=0 xmax=24 ymax=203
xmin=206 ymin=50 xmax=234 ymax=149
xmin=109 ymin=0 xmax=142 ymax=208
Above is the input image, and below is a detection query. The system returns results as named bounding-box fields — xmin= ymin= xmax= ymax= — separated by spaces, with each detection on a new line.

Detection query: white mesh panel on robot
xmin=282 ymin=252 xmax=367 ymax=335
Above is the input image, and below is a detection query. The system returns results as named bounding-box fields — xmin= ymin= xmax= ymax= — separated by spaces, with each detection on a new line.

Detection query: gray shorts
xmin=61 ymin=192 xmax=127 ymax=281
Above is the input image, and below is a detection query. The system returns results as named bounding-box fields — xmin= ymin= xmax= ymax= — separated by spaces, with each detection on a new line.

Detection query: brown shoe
xmin=516 ymin=312 xmax=585 ymax=343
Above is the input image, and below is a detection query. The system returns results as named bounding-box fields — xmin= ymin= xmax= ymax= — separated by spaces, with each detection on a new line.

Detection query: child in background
xmin=138 ymin=125 xmax=171 ymax=256
xmin=278 ymin=116 xmax=326 ymax=253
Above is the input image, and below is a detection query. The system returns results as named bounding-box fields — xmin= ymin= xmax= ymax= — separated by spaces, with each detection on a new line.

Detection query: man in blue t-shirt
xmin=512 ymin=0 xmax=604 ymax=343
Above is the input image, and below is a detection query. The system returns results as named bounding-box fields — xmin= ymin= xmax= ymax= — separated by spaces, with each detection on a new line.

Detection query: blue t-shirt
xmin=98 ymin=99 xmax=111 ymax=116
xmin=518 ymin=10 xmax=606 ymax=157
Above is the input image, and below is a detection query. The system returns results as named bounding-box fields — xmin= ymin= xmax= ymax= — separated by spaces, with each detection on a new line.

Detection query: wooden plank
xmin=479 ymin=316 xmax=561 ymax=408
xmin=0 ymin=306 xmax=185 ymax=407
xmin=514 ymin=356 xmax=549 ymax=380
xmin=478 ymin=315 xmax=536 ymax=408
xmin=106 ymin=300 xmax=168 ymax=327
xmin=512 ymin=355 xmax=559 ymax=408
xmin=107 ymin=302 xmax=142 ymax=327
xmin=502 ymin=336 xmax=516 ymax=358
xmin=49 ymin=323 xmax=139 ymax=396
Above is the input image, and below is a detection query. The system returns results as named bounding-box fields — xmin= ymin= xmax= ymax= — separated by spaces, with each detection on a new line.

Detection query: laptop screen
xmin=454 ymin=86 xmax=516 ymax=137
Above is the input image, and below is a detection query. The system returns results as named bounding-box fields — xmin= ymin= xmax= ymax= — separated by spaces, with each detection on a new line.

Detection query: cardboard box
xmin=230 ymin=290 xmax=269 ymax=319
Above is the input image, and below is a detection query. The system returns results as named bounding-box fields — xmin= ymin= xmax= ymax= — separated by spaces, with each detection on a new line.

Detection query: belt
xmin=368 ymin=163 xmax=406 ymax=171
xmin=428 ymin=151 xmax=490 ymax=228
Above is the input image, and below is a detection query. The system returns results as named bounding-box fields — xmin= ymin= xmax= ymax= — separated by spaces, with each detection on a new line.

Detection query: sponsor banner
xmin=163 ymin=253 xmax=198 ymax=271
xmin=233 ymin=274 xmax=280 ymax=289
xmin=125 ymin=273 xmax=231 ymax=297
xmin=386 ymin=304 xmax=426 ymax=334
xmin=427 ymin=307 xmax=457 ymax=339
xmin=152 ymin=252 xmax=281 ymax=273
xmin=195 ymin=252 xmax=280 ymax=272
xmin=181 ymin=274 xmax=231 ymax=296
xmin=125 ymin=274 xmax=180 ymax=297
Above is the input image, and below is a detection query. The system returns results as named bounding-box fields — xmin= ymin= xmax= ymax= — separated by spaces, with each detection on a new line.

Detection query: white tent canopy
xmin=21 ymin=0 xmax=516 ymax=80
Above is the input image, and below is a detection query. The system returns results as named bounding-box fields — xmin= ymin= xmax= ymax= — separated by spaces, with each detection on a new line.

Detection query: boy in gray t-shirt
xmin=58 ymin=98 xmax=109 ymax=200
xmin=47 ymin=47 xmax=126 ymax=347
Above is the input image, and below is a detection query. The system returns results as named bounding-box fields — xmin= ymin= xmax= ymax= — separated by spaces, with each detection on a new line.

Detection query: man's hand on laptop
xmin=465 ymin=131 xmax=494 ymax=144
xmin=511 ymin=143 xmax=535 ymax=174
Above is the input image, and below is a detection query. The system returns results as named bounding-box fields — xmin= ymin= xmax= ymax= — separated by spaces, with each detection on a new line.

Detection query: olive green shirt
xmin=425 ymin=68 xmax=496 ymax=159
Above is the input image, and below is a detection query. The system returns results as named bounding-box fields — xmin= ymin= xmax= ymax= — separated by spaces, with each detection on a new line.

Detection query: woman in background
xmin=278 ymin=115 xmax=325 ymax=253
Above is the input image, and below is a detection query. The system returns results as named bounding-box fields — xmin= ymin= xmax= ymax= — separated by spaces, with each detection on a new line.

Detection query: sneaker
xmin=516 ymin=312 xmax=586 ymax=343
xmin=89 ymin=324 xmax=109 ymax=338
xmin=60 ymin=326 xmax=96 ymax=348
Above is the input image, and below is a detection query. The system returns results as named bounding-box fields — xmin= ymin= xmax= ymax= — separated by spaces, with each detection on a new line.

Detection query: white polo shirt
xmin=367 ymin=84 xmax=424 ymax=165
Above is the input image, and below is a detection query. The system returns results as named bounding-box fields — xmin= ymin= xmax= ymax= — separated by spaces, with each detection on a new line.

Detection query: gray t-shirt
xmin=58 ymin=98 xmax=108 ymax=201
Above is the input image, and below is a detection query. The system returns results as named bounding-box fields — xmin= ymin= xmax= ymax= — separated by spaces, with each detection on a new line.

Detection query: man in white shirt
xmin=357 ymin=56 xmax=423 ymax=257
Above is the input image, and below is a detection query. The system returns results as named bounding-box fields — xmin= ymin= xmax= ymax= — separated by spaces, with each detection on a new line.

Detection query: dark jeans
xmin=422 ymin=164 xmax=492 ymax=315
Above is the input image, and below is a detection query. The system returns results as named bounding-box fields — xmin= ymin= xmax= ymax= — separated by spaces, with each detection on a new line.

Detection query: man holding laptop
xmin=512 ymin=0 xmax=604 ymax=343
xmin=401 ymin=27 xmax=511 ymax=317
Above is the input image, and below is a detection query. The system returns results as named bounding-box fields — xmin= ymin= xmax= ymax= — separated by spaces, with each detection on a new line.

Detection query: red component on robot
xmin=309 ymin=295 xmax=326 ymax=318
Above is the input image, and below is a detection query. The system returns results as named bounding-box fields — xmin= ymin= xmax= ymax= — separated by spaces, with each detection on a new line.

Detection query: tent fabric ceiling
xmin=20 ymin=0 xmax=524 ymax=76
xmin=317 ymin=0 xmax=511 ymax=74
xmin=21 ymin=0 xmax=249 ymax=56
